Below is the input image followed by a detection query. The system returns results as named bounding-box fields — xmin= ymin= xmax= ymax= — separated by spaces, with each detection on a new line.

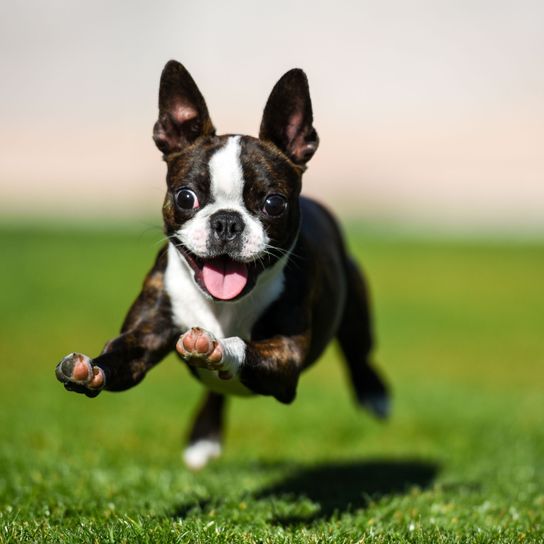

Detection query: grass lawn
xmin=0 ymin=222 xmax=543 ymax=543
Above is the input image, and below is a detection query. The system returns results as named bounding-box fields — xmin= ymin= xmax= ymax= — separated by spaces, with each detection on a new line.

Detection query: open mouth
xmin=174 ymin=243 xmax=259 ymax=301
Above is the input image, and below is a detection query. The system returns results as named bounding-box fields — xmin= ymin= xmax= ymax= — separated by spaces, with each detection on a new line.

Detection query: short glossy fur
xmin=55 ymin=61 xmax=389 ymax=469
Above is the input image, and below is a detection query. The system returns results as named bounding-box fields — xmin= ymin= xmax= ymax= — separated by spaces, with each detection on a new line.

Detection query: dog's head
xmin=153 ymin=60 xmax=319 ymax=301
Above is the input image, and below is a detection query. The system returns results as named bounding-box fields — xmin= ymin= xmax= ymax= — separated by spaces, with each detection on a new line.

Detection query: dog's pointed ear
xmin=259 ymin=69 xmax=319 ymax=166
xmin=153 ymin=60 xmax=215 ymax=156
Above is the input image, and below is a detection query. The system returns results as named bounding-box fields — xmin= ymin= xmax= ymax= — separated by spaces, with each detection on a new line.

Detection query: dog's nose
xmin=210 ymin=210 xmax=245 ymax=242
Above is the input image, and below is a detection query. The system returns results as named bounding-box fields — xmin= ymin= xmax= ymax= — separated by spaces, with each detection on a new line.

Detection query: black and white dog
xmin=55 ymin=61 xmax=389 ymax=469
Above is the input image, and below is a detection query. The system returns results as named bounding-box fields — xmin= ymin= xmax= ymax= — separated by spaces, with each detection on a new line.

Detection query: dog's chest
xmin=164 ymin=244 xmax=285 ymax=339
xmin=164 ymin=244 xmax=286 ymax=396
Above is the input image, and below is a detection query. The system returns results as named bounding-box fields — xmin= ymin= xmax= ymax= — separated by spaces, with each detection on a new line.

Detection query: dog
xmin=55 ymin=60 xmax=389 ymax=470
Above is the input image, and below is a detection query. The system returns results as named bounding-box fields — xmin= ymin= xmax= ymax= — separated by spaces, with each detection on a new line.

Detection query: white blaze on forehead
xmin=209 ymin=136 xmax=244 ymax=205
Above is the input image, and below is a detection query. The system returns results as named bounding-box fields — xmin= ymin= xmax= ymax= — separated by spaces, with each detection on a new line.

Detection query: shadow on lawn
xmin=255 ymin=459 xmax=439 ymax=526
xmin=171 ymin=459 xmax=439 ymax=526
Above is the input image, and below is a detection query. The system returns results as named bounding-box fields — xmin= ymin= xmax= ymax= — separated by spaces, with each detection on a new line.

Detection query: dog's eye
xmin=175 ymin=188 xmax=200 ymax=210
xmin=263 ymin=194 xmax=287 ymax=217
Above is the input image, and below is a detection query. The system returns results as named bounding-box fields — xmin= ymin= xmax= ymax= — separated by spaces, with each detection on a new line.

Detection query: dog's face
xmin=153 ymin=61 xmax=319 ymax=301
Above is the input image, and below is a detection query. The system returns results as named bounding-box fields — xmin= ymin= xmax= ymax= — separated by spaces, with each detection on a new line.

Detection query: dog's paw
xmin=358 ymin=391 xmax=391 ymax=420
xmin=55 ymin=352 xmax=105 ymax=396
xmin=176 ymin=328 xmax=232 ymax=380
xmin=183 ymin=438 xmax=222 ymax=471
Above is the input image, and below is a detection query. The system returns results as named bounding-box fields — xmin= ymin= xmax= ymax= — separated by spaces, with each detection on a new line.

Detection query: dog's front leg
xmin=241 ymin=336 xmax=310 ymax=403
xmin=55 ymin=251 xmax=179 ymax=397
xmin=56 ymin=317 xmax=179 ymax=398
xmin=177 ymin=328 xmax=309 ymax=404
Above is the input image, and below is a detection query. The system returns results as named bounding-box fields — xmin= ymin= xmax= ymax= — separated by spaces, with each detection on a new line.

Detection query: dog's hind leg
xmin=183 ymin=392 xmax=225 ymax=470
xmin=336 ymin=258 xmax=390 ymax=419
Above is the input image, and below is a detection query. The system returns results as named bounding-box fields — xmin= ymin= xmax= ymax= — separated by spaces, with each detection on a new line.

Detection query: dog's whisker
xmin=265 ymin=242 xmax=303 ymax=259
xmin=264 ymin=244 xmax=304 ymax=265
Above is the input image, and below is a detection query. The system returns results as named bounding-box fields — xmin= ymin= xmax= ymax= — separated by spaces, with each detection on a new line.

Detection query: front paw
xmin=176 ymin=328 xmax=232 ymax=380
xmin=55 ymin=353 xmax=105 ymax=396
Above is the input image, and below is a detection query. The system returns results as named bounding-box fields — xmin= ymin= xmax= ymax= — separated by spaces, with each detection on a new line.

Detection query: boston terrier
xmin=55 ymin=60 xmax=389 ymax=470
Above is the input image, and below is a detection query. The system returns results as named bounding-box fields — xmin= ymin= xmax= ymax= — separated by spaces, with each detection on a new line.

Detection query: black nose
xmin=210 ymin=210 xmax=245 ymax=242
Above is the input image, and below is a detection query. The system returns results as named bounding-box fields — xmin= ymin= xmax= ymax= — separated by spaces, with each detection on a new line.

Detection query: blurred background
xmin=1 ymin=0 xmax=543 ymax=231
xmin=1 ymin=2 xmax=543 ymax=540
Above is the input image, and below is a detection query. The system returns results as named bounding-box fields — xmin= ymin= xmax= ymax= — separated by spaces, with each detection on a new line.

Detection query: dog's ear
xmin=259 ymin=69 xmax=319 ymax=166
xmin=153 ymin=60 xmax=215 ymax=156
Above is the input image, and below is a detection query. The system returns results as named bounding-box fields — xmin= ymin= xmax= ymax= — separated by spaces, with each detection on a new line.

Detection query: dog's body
xmin=55 ymin=61 xmax=389 ymax=469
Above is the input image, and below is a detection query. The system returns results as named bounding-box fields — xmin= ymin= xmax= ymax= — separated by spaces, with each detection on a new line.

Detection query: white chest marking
xmin=164 ymin=243 xmax=288 ymax=396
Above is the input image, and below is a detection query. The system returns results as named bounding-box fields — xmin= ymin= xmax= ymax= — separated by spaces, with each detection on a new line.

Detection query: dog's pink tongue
xmin=202 ymin=258 xmax=248 ymax=300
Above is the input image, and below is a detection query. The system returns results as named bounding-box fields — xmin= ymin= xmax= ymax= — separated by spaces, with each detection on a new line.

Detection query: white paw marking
xmin=220 ymin=336 xmax=246 ymax=375
xmin=183 ymin=439 xmax=222 ymax=470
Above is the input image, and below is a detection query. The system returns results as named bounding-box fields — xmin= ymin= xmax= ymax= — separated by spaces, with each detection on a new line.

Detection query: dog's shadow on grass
xmin=255 ymin=459 xmax=439 ymax=526
xmin=171 ymin=459 xmax=439 ymax=526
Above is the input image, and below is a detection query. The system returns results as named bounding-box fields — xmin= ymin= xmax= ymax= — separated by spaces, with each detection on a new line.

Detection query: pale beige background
xmin=1 ymin=1 xmax=543 ymax=232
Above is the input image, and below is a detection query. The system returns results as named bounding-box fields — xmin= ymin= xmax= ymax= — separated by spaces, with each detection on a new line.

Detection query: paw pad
xmin=55 ymin=352 xmax=105 ymax=392
xmin=176 ymin=328 xmax=224 ymax=369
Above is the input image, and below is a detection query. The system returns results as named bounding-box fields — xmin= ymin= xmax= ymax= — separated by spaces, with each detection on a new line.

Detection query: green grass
xmin=0 ymin=222 xmax=543 ymax=543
